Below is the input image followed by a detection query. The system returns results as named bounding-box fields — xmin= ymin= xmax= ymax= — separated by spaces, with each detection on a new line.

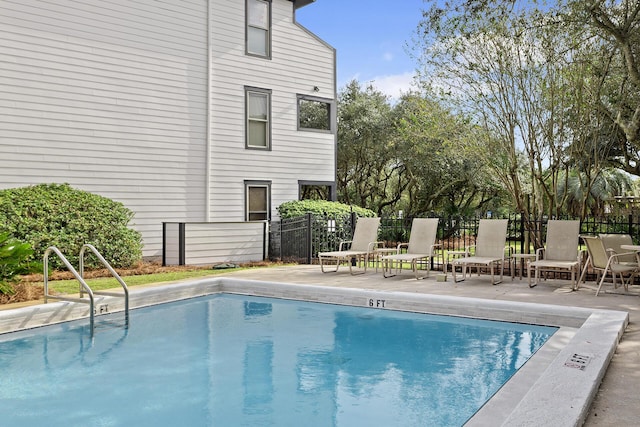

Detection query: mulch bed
xmin=2 ymin=260 xmax=278 ymax=305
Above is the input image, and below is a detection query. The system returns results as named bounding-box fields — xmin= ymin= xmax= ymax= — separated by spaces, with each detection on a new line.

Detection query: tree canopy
xmin=408 ymin=0 xmax=639 ymax=221
xmin=335 ymin=81 xmax=505 ymax=218
xmin=323 ymin=1 xmax=638 ymax=225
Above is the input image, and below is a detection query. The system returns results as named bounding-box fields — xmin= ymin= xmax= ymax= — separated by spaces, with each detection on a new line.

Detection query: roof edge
xmin=289 ymin=0 xmax=315 ymax=10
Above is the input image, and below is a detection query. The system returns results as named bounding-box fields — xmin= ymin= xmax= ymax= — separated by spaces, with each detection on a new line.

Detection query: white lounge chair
xmin=318 ymin=217 xmax=382 ymax=275
xmin=381 ymin=218 xmax=442 ymax=279
xmin=452 ymin=219 xmax=510 ymax=285
xmin=527 ymin=220 xmax=582 ymax=290
xmin=579 ymin=235 xmax=639 ymax=296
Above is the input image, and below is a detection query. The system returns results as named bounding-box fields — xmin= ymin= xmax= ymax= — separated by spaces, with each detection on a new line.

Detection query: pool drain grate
xmin=564 ymin=353 xmax=591 ymax=370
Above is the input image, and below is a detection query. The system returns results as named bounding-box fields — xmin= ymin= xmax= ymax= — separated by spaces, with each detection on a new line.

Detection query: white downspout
xmin=204 ymin=0 xmax=212 ymax=221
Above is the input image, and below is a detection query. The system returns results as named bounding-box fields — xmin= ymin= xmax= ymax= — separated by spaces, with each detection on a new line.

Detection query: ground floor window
xmin=299 ymin=181 xmax=336 ymax=201
xmin=245 ymin=181 xmax=271 ymax=220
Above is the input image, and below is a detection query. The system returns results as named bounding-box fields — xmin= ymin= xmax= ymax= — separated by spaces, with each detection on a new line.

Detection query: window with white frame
xmin=246 ymin=0 xmax=271 ymax=58
xmin=246 ymin=87 xmax=271 ymax=149
xmin=245 ymin=181 xmax=271 ymax=221
xmin=298 ymin=95 xmax=332 ymax=132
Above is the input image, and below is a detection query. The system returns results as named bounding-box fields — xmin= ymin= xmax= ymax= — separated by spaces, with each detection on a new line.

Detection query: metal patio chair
xmin=527 ymin=220 xmax=582 ymax=290
xmin=452 ymin=219 xmax=510 ymax=285
xmin=381 ymin=218 xmax=442 ymax=279
xmin=579 ymin=235 xmax=639 ymax=296
xmin=318 ymin=217 xmax=383 ymax=275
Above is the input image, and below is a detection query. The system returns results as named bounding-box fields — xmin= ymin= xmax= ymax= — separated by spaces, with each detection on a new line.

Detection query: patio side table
xmin=446 ymin=250 xmax=469 ymax=280
xmin=375 ymin=247 xmax=399 ymax=273
xmin=511 ymin=253 xmax=537 ymax=280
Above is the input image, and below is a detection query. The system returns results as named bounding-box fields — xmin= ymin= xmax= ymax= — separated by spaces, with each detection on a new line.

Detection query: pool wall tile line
xmin=217 ymin=278 xmax=596 ymax=328
xmin=128 ymin=279 xmax=222 ymax=309
xmin=0 ymin=299 xmax=93 ymax=334
xmin=0 ymin=279 xmax=221 ymax=334
xmin=0 ymin=277 xmax=629 ymax=427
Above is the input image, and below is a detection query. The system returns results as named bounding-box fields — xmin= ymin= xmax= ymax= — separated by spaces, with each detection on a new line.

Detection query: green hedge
xmin=277 ymin=200 xmax=376 ymax=219
xmin=0 ymin=183 xmax=142 ymax=270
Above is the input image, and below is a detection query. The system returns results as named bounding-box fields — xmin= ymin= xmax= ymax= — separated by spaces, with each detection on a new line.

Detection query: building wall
xmin=207 ymin=0 xmax=337 ymax=221
xmin=0 ymin=0 xmax=336 ymax=260
xmin=0 ymin=0 xmax=209 ymax=257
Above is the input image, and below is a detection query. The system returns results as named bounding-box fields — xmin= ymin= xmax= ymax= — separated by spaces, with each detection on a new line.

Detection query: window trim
xmin=245 ymin=180 xmax=272 ymax=221
xmin=296 ymin=94 xmax=335 ymax=133
xmin=245 ymin=86 xmax=272 ymax=150
xmin=245 ymin=0 xmax=272 ymax=59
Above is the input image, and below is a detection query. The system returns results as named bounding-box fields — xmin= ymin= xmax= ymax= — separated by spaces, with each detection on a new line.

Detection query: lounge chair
xmin=452 ymin=219 xmax=510 ymax=285
xmin=318 ymin=217 xmax=382 ymax=275
xmin=599 ymin=234 xmax=638 ymax=268
xmin=579 ymin=235 xmax=639 ymax=296
xmin=527 ymin=220 xmax=582 ymax=290
xmin=381 ymin=218 xmax=442 ymax=279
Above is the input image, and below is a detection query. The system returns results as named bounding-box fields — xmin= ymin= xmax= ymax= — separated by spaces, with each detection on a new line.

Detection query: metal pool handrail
xmin=44 ymin=246 xmax=95 ymax=333
xmin=79 ymin=244 xmax=129 ymax=324
xmin=43 ymin=245 xmax=131 ymax=336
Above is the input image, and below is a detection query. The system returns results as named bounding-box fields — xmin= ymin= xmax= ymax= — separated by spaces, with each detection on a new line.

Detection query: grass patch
xmin=37 ymin=269 xmax=234 ymax=295
xmin=4 ymin=261 xmax=292 ymax=305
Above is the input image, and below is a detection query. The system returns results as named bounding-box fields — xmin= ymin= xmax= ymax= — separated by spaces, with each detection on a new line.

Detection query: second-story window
xmin=247 ymin=0 xmax=271 ymax=58
xmin=246 ymin=87 xmax=271 ymax=149
xmin=298 ymin=95 xmax=333 ymax=132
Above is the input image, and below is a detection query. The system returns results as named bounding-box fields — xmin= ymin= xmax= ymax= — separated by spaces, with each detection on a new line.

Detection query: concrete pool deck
xmin=1 ymin=264 xmax=638 ymax=426
xmin=220 ymin=265 xmax=639 ymax=426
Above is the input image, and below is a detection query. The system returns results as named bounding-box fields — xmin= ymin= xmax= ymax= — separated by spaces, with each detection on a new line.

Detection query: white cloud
xmin=382 ymin=51 xmax=394 ymax=61
xmin=338 ymin=71 xmax=419 ymax=102
xmin=368 ymin=72 xmax=417 ymax=101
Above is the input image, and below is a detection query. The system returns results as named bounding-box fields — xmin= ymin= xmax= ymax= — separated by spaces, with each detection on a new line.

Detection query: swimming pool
xmin=0 ymin=293 xmax=556 ymax=426
xmin=0 ymin=277 xmax=629 ymax=426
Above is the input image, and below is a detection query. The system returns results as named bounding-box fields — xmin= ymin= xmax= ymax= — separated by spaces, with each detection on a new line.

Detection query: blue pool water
xmin=0 ymin=294 xmax=556 ymax=426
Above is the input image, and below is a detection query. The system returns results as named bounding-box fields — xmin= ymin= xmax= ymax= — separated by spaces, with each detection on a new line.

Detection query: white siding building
xmin=0 ymin=0 xmax=336 ymax=261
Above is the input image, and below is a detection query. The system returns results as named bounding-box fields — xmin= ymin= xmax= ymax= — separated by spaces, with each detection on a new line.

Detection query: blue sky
xmin=296 ymin=0 xmax=426 ymax=99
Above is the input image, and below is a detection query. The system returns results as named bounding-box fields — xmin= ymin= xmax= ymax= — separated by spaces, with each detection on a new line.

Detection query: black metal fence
xmin=269 ymin=213 xmax=640 ymax=265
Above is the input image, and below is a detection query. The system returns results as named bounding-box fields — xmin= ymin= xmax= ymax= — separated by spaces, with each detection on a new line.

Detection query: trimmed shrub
xmin=277 ymin=200 xmax=375 ymax=219
xmin=0 ymin=233 xmax=41 ymax=295
xmin=0 ymin=183 xmax=142 ymax=270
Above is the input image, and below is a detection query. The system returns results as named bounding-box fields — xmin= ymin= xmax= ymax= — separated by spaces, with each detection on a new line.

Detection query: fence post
xmin=629 ymin=214 xmax=634 ymax=240
xmin=262 ymin=221 xmax=268 ymax=261
xmin=162 ymin=222 xmax=167 ymax=266
xmin=519 ymin=214 xmax=525 ymax=253
xmin=350 ymin=212 xmax=357 ymax=266
xmin=178 ymin=223 xmax=185 ymax=266
xmin=306 ymin=213 xmax=313 ymax=264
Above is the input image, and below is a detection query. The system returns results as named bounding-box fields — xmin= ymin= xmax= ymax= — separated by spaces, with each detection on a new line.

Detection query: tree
xmin=417 ymin=2 xmax=575 ymax=226
xmin=560 ymin=0 xmax=640 ymax=175
xmin=413 ymin=0 xmax=640 ymax=247
xmin=336 ymin=81 xmax=501 ymax=218
xmin=558 ymin=168 xmax=634 ymax=217
xmin=392 ymin=92 xmax=504 ymax=217
xmin=336 ymin=81 xmax=400 ymax=215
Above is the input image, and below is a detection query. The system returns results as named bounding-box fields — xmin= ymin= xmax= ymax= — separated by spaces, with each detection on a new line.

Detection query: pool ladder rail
xmin=43 ymin=244 xmax=130 ymax=335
